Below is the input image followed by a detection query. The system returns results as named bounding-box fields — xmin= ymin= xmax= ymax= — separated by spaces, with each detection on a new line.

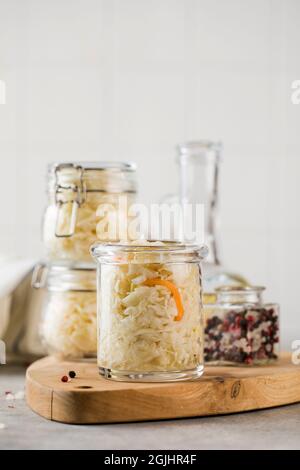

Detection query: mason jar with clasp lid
xmin=32 ymin=263 xmax=97 ymax=360
xmin=43 ymin=162 xmax=137 ymax=263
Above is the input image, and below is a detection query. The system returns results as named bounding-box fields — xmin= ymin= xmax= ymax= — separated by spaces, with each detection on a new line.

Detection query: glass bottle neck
xmin=177 ymin=142 xmax=221 ymax=265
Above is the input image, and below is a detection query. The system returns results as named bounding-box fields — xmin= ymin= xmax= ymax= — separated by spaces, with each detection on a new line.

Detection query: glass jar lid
xmin=48 ymin=161 xmax=137 ymax=195
xmin=49 ymin=161 xmax=136 ymax=171
xmin=216 ymin=285 xmax=265 ymax=305
xmin=32 ymin=263 xmax=96 ymax=292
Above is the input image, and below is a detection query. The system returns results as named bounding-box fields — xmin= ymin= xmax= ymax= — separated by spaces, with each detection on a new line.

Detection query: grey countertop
xmin=0 ymin=365 xmax=300 ymax=450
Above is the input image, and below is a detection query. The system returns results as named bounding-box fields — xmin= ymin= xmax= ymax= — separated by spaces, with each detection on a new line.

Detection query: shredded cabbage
xmin=41 ymin=291 xmax=97 ymax=359
xmin=98 ymin=258 xmax=203 ymax=372
xmin=43 ymin=193 xmax=134 ymax=262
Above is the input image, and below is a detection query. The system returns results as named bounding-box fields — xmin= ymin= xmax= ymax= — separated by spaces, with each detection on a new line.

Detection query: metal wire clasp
xmin=31 ymin=263 xmax=48 ymax=289
xmin=54 ymin=163 xmax=86 ymax=238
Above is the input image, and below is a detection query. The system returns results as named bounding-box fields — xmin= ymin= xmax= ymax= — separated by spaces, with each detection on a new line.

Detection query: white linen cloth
xmin=0 ymin=258 xmax=34 ymax=338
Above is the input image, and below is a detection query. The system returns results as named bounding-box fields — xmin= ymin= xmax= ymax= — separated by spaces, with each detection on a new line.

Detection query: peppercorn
xmin=68 ymin=371 xmax=76 ymax=379
xmin=61 ymin=376 xmax=68 ymax=383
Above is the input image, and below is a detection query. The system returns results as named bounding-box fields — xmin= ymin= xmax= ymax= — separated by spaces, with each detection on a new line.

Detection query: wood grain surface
xmin=25 ymin=353 xmax=300 ymax=424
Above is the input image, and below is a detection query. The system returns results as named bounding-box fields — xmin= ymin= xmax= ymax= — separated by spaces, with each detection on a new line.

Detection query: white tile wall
xmin=0 ymin=0 xmax=299 ymax=348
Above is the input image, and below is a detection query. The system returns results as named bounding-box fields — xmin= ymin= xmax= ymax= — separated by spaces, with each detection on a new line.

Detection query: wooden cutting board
xmin=26 ymin=353 xmax=300 ymax=424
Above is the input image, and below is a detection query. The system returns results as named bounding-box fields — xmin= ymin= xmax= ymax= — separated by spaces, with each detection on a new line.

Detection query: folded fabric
xmin=0 ymin=257 xmax=35 ymax=341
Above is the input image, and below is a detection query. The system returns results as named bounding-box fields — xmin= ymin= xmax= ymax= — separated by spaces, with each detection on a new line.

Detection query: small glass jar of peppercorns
xmin=204 ymin=286 xmax=279 ymax=366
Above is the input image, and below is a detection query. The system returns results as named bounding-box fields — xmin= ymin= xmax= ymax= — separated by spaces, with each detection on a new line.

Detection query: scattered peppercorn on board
xmin=26 ymin=353 xmax=300 ymax=424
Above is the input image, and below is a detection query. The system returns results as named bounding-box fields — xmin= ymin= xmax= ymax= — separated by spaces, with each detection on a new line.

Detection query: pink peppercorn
xmin=245 ymin=357 xmax=253 ymax=365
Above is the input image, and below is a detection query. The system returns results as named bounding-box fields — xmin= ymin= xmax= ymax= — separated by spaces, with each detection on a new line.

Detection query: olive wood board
xmin=26 ymin=353 xmax=300 ymax=424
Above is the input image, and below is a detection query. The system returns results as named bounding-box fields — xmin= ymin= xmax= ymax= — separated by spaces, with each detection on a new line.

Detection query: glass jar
xmin=91 ymin=240 xmax=208 ymax=382
xmin=32 ymin=264 xmax=97 ymax=360
xmin=204 ymin=286 xmax=280 ymax=366
xmin=164 ymin=141 xmax=249 ymax=303
xmin=43 ymin=162 xmax=137 ymax=263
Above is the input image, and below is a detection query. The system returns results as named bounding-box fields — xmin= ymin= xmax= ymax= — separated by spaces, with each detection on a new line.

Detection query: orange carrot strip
xmin=142 ymin=278 xmax=184 ymax=321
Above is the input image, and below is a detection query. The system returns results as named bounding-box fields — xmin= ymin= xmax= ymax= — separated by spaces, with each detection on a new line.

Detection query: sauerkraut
xmin=44 ymin=162 xmax=137 ymax=263
xmin=41 ymin=290 xmax=97 ymax=359
xmin=98 ymin=250 xmax=203 ymax=373
xmin=43 ymin=193 xmax=135 ymax=262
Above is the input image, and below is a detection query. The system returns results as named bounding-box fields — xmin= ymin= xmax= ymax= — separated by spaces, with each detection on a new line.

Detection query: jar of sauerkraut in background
xmin=204 ymin=286 xmax=280 ymax=366
xmin=43 ymin=162 xmax=137 ymax=263
xmin=91 ymin=240 xmax=208 ymax=382
xmin=32 ymin=264 xmax=97 ymax=360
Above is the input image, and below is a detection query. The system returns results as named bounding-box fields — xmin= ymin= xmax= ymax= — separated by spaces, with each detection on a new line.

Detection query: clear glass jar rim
xmin=91 ymin=240 xmax=208 ymax=259
xmin=216 ymin=285 xmax=265 ymax=294
xmin=48 ymin=161 xmax=137 ymax=173
xmin=48 ymin=264 xmax=96 ymax=273
xmin=32 ymin=263 xmax=96 ymax=291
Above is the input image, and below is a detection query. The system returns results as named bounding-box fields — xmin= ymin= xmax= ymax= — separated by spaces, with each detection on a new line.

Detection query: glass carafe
xmin=171 ymin=141 xmax=249 ymax=302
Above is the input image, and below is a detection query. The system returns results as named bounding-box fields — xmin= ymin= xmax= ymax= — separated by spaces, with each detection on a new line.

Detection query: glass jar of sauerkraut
xmin=32 ymin=264 xmax=97 ymax=360
xmin=91 ymin=240 xmax=208 ymax=382
xmin=43 ymin=162 xmax=137 ymax=263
